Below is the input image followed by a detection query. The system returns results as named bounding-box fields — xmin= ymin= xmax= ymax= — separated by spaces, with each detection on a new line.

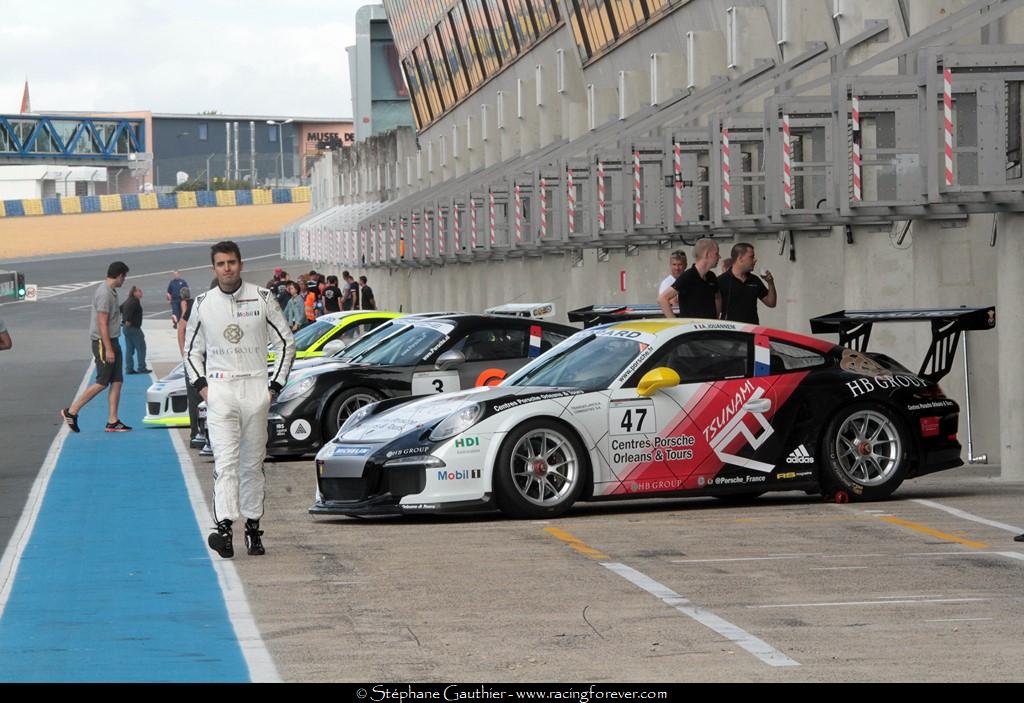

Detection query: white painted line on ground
xmin=924 ymin=618 xmax=993 ymax=623
xmin=873 ymin=594 xmax=944 ymax=599
xmin=748 ymin=597 xmax=987 ymax=609
xmin=0 ymin=367 xmax=92 ymax=620
xmin=671 ymin=556 xmax=808 ymax=564
xmin=809 ymin=566 xmax=869 ymax=571
xmin=994 ymin=551 xmax=1024 ymax=562
xmin=603 ymin=562 xmax=800 ymax=668
xmin=167 ymin=423 xmax=281 ymax=683
xmin=912 ymin=498 xmax=1024 ymax=535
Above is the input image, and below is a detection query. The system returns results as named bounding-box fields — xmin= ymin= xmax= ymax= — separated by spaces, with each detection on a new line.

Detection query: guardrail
xmin=0 ymin=186 xmax=311 ymax=218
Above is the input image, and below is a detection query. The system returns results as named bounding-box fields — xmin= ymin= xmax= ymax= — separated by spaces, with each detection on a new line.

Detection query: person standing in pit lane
xmin=657 ymin=238 xmax=721 ymax=319
xmin=657 ymin=250 xmax=688 ymax=314
xmin=120 ymin=285 xmax=151 ymax=374
xmin=718 ymin=242 xmax=777 ymax=325
xmin=322 ymin=275 xmax=342 ymax=314
xmin=166 ymin=271 xmax=189 ymax=329
xmin=184 ymin=241 xmax=295 ymax=559
xmin=283 ymin=281 xmax=306 ymax=332
xmin=60 ymin=261 xmax=132 ymax=433
xmin=0 ymin=316 xmax=11 ymax=350
xmin=359 ymin=276 xmax=376 ymax=310
xmin=341 ymin=271 xmax=360 ymax=311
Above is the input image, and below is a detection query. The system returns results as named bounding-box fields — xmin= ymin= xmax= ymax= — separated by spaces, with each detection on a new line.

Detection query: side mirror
xmin=322 ymin=340 xmax=346 ymax=356
xmin=636 ymin=367 xmax=681 ymax=397
xmin=435 ymin=350 xmax=466 ymax=371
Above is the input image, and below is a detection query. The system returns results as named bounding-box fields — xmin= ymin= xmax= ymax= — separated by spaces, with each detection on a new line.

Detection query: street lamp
xmin=266 ymin=119 xmax=294 ymax=186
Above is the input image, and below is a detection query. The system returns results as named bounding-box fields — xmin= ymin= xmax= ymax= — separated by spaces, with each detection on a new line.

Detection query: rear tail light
xmin=920 ymin=416 xmax=941 ymax=437
xmin=947 ymin=434 xmax=958 ymax=442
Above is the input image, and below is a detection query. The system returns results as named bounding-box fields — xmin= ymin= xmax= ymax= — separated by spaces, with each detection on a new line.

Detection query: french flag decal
xmin=754 ymin=334 xmax=771 ymax=377
xmin=529 ymin=325 xmax=543 ymax=357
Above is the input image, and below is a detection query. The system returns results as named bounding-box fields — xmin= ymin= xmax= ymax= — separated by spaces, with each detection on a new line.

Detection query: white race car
xmin=312 ymin=314 xmax=973 ymax=518
xmin=143 ymin=364 xmax=190 ymax=428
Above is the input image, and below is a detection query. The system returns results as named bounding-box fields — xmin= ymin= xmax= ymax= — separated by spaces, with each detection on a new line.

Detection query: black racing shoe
xmin=1015 ymin=533 xmax=1024 ymax=543
xmin=60 ymin=408 xmax=80 ymax=433
xmin=244 ymin=519 xmax=265 ymax=556
xmin=208 ymin=519 xmax=234 ymax=558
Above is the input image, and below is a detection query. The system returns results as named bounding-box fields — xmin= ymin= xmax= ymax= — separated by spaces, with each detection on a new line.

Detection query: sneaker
xmin=1015 ymin=533 xmax=1024 ymax=543
xmin=208 ymin=519 xmax=234 ymax=558
xmin=138 ymin=368 xmax=152 ymax=374
xmin=125 ymin=369 xmax=137 ymax=375
xmin=60 ymin=408 xmax=80 ymax=433
xmin=244 ymin=519 xmax=265 ymax=556
xmin=105 ymin=420 xmax=133 ymax=432
xmin=190 ymin=434 xmax=207 ymax=449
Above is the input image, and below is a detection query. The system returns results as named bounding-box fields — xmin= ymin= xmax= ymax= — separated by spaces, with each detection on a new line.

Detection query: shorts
xmin=92 ymin=338 xmax=124 ymax=386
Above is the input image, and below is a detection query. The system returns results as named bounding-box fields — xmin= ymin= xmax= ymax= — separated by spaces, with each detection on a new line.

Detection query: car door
xmin=602 ymin=332 xmax=773 ymax=496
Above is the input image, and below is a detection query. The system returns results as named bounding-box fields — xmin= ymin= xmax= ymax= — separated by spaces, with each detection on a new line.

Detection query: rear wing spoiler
xmin=485 ymin=302 xmax=556 ymax=319
xmin=809 ymin=307 xmax=995 ymax=382
xmin=567 ymin=304 xmax=666 ymax=328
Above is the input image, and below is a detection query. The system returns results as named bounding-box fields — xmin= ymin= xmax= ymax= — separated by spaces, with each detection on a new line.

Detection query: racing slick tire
xmin=323 ymin=387 xmax=384 ymax=440
xmin=821 ymin=401 xmax=909 ymax=501
xmin=494 ymin=420 xmax=587 ymax=519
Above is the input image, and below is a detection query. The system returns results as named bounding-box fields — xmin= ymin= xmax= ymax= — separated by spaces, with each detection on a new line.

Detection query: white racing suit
xmin=184 ymin=282 xmax=295 ymax=523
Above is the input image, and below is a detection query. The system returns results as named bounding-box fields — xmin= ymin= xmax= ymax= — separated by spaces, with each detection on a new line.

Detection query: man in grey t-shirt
xmin=0 ymin=316 xmax=10 ymax=351
xmin=60 ymin=261 xmax=132 ymax=433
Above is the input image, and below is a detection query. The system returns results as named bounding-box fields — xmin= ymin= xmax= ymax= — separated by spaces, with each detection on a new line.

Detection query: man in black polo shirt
xmin=658 ymin=238 xmax=721 ymax=319
xmin=718 ymin=242 xmax=777 ymax=324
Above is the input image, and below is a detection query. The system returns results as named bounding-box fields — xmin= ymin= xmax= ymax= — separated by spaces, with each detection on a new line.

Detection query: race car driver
xmin=185 ymin=241 xmax=295 ymax=558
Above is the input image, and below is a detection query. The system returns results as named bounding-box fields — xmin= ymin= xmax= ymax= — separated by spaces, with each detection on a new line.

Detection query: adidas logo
xmin=786 ymin=445 xmax=815 ymax=464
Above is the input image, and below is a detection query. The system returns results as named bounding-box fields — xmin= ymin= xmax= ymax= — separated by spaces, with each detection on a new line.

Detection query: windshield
xmin=505 ymin=333 xmax=645 ymax=391
xmin=292 ymin=319 xmax=335 ymax=351
xmin=348 ymin=325 xmax=448 ymax=366
xmin=339 ymin=321 xmax=408 ymax=360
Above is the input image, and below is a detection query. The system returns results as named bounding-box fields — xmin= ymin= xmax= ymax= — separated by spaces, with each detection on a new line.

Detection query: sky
xmin=0 ymin=0 xmax=376 ymax=118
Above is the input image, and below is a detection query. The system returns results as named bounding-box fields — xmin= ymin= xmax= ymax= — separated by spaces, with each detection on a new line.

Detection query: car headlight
xmin=429 ymin=403 xmax=484 ymax=442
xmin=276 ymin=376 xmax=316 ymax=403
xmin=338 ymin=403 xmax=376 ymax=438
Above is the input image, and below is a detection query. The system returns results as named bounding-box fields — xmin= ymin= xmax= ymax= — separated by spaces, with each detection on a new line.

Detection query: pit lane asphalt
xmin=0 ymin=235 xmax=286 ymax=561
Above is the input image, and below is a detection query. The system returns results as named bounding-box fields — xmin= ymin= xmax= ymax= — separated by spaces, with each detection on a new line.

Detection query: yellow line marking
xmin=544 ymin=527 xmax=609 ymax=561
xmin=879 ymin=516 xmax=989 ymax=549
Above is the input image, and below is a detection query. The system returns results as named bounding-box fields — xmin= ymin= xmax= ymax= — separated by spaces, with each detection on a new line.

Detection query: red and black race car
xmin=311 ymin=307 xmax=994 ymax=517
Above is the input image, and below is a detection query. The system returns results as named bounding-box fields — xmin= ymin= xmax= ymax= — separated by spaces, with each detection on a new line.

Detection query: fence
xmin=0 ymin=186 xmax=311 ymax=218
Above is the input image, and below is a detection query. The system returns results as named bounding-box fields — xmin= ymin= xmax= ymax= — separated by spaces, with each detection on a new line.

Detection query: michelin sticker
xmin=290 ymin=419 xmax=312 ymax=440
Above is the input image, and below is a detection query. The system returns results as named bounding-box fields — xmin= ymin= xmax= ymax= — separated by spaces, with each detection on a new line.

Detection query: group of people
xmin=265 ymin=268 xmax=377 ymax=333
xmin=657 ymin=238 xmax=777 ymax=324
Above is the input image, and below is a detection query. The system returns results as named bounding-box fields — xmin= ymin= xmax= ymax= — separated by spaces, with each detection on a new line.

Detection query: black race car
xmin=267 ymin=314 xmax=577 ymax=456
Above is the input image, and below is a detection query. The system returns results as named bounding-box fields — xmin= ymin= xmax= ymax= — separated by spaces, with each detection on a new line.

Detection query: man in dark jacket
xmin=121 ymin=286 xmax=150 ymax=374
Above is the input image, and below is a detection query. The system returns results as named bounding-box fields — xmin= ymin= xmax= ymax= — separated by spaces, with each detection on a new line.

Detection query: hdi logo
xmin=454 ymin=437 xmax=480 ymax=448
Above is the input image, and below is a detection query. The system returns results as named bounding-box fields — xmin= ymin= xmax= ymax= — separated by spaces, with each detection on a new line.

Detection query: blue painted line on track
xmin=0 ymin=370 xmax=250 ymax=682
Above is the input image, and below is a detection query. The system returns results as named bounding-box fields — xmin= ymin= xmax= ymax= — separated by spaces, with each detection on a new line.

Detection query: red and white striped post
xmin=342 ymin=230 xmax=348 ymax=264
xmin=514 ymin=183 xmax=522 ymax=243
xmin=782 ymin=115 xmax=793 ymax=209
xmin=673 ymin=142 xmax=683 ymax=224
xmin=633 ymin=149 xmax=642 ymax=225
xmin=470 ymin=199 xmax=478 ymax=248
xmin=539 ymin=177 xmax=548 ymax=239
xmin=851 ymin=96 xmax=862 ymax=202
xmin=438 ymin=211 xmax=444 ymax=254
xmin=411 ymin=213 xmax=418 ymax=259
xmin=596 ymin=161 xmax=606 ymax=231
xmin=566 ymin=166 xmax=575 ymax=234
xmin=379 ymin=221 xmax=385 ymax=262
xmin=721 ymin=127 xmax=731 ymax=216
xmin=943 ymin=67 xmax=955 ymax=187
xmin=425 ymin=211 xmax=432 ymax=257
xmin=488 ymin=191 xmax=496 ymax=246
xmin=368 ymin=223 xmax=376 ymax=264
xmin=390 ymin=219 xmax=397 ymax=260
xmin=454 ymin=205 xmax=461 ymax=251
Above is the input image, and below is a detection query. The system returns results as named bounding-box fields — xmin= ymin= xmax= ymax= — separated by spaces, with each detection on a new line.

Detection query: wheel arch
xmin=489 ymin=414 xmax=595 ymax=500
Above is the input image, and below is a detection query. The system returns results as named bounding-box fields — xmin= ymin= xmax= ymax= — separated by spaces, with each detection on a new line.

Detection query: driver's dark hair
xmin=210 ymin=240 xmax=242 ymax=264
xmin=730 ymin=242 xmax=754 ymax=261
